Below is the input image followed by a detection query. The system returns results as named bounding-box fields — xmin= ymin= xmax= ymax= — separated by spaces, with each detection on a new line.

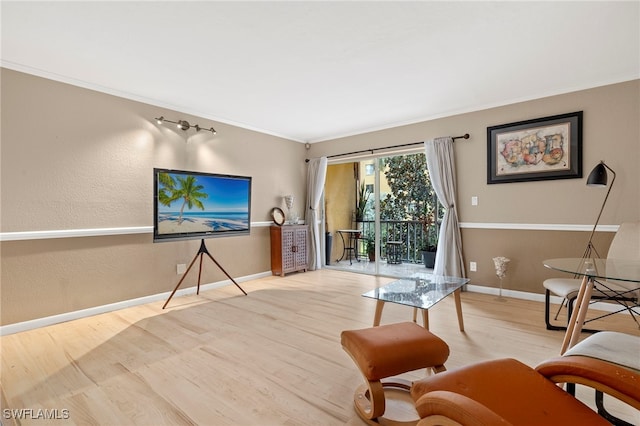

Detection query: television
xmin=153 ymin=168 xmax=252 ymax=242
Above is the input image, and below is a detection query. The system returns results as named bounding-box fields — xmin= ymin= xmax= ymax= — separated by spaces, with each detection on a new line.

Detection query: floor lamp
xmin=582 ymin=161 xmax=616 ymax=259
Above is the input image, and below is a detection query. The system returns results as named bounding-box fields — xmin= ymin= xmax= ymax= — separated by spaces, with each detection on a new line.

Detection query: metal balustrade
xmin=354 ymin=219 xmax=437 ymax=264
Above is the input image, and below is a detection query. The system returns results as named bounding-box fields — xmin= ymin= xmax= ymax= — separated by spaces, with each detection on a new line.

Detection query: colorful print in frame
xmin=487 ymin=111 xmax=582 ymax=184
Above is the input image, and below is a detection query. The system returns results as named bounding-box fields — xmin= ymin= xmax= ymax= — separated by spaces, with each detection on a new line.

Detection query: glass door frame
xmin=323 ymin=147 xmax=429 ymax=275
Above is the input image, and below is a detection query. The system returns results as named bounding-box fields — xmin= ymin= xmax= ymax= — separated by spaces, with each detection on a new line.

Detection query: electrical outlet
xmin=469 ymin=261 xmax=477 ymax=272
xmin=471 ymin=196 xmax=478 ymax=206
xmin=177 ymin=263 xmax=187 ymax=275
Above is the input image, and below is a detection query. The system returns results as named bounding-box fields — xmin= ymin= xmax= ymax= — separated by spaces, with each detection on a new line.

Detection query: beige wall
xmin=1 ymin=69 xmax=308 ymax=325
xmin=310 ymin=80 xmax=640 ymax=293
xmin=461 ymin=228 xmax=615 ymax=294
xmin=2 ymin=68 xmax=638 ymax=326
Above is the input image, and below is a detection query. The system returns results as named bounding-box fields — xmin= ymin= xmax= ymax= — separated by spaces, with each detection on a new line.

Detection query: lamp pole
xmin=582 ymin=161 xmax=616 ymax=259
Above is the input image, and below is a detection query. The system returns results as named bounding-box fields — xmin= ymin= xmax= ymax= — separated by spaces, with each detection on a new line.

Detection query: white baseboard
xmin=466 ymin=284 xmax=547 ymax=302
xmin=2 ymin=277 xmax=633 ymax=336
xmin=0 ymin=271 xmax=272 ymax=336
xmin=466 ymin=284 xmax=636 ymax=314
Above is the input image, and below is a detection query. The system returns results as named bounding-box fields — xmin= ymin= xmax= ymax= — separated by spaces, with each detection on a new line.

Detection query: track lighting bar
xmin=154 ymin=116 xmax=216 ymax=134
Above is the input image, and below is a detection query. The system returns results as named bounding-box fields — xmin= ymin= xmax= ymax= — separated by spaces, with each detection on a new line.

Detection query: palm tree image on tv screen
xmin=153 ymin=168 xmax=252 ymax=242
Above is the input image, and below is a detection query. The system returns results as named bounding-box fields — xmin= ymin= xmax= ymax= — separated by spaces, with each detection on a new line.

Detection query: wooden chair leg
xmin=354 ymin=379 xmax=386 ymax=421
xmin=354 ymin=378 xmax=419 ymax=425
xmin=431 ymin=364 xmax=447 ymax=374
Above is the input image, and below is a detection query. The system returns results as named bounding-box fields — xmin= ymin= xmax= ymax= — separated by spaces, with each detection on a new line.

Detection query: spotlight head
xmin=155 ymin=116 xmax=164 ymax=125
xmin=210 ymin=128 xmax=217 ymax=134
xmin=177 ymin=120 xmax=190 ymax=131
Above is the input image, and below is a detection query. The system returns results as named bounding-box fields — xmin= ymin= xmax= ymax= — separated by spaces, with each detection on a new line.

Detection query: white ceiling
xmin=2 ymin=1 xmax=638 ymax=143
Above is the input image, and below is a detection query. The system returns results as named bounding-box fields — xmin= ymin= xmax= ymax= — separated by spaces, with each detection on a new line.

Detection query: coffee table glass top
xmin=362 ymin=273 xmax=470 ymax=310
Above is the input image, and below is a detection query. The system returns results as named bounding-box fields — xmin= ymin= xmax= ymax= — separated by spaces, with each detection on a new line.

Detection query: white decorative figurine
xmin=283 ymin=195 xmax=296 ymax=224
xmin=493 ymin=256 xmax=510 ymax=301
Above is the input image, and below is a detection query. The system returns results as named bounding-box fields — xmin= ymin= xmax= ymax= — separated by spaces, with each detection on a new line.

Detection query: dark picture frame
xmin=487 ymin=111 xmax=582 ymax=184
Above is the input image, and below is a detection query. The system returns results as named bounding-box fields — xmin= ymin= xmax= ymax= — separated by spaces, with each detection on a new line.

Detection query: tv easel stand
xmin=162 ymin=239 xmax=247 ymax=309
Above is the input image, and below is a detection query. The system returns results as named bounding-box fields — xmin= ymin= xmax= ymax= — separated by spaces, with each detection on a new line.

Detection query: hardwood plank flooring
xmin=2 ymin=269 xmax=638 ymax=425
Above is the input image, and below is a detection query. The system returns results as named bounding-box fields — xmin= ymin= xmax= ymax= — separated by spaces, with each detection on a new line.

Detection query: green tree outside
xmin=379 ymin=154 xmax=441 ymax=251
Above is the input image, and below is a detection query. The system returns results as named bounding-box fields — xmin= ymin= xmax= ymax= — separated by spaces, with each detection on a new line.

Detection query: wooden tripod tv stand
xmin=162 ymin=239 xmax=247 ymax=309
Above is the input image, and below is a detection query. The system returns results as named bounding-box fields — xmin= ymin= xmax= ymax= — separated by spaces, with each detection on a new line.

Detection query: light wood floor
xmin=2 ymin=269 xmax=639 ymax=425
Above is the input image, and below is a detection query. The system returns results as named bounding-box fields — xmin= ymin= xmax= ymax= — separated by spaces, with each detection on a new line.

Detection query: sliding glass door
xmin=324 ymin=151 xmax=440 ymax=277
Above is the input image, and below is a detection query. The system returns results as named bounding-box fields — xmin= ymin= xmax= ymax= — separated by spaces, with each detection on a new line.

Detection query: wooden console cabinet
xmin=270 ymin=225 xmax=308 ymax=276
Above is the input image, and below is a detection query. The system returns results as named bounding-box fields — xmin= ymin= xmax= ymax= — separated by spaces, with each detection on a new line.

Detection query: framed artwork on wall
xmin=487 ymin=111 xmax=583 ymax=184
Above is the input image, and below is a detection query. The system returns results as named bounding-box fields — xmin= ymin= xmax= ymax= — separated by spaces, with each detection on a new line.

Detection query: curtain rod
xmin=305 ymin=133 xmax=469 ymax=162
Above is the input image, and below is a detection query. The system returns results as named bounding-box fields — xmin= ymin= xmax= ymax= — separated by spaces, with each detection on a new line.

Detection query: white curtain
xmin=305 ymin=157 xmax=328 ymax=270
xmin=424 ymin=137 xmax=465 ymax=277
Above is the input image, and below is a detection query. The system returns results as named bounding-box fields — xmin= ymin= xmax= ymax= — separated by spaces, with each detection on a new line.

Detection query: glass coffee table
xmin=362 ymin=273 xmax=470 ymax=331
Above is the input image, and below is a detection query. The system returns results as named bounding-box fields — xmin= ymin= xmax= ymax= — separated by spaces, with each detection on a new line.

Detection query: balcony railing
xmin=355 ymin=219 xmax=438 ymax=263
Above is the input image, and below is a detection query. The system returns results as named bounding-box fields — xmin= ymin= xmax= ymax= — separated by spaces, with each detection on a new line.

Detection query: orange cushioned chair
xmin=536 ymin=331 xmax=640 ymax=426
xmin=410 ymin=358 xmax=616 ymax=426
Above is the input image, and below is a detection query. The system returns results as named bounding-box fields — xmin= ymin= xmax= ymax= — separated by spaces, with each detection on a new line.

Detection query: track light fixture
xmin=154 ymin=116 xmax=216 ymax=134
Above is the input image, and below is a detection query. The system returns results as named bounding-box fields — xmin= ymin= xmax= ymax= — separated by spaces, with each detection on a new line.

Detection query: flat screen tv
xmin=153 ymin=168 xmax=252 ymax=242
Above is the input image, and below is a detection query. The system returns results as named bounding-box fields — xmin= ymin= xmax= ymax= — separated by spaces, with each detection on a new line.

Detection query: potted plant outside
xmin=355 ymin=182 xmax=371 ymax=222
xmin=418 ymin=208 xmax=437 ymax=268
xmin=365 ymin=236 xmax=375 ymax=261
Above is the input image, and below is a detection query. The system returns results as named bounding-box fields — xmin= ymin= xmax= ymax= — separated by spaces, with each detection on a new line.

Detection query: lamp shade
xmin=586 ymin=163 xmax=607 ymax=187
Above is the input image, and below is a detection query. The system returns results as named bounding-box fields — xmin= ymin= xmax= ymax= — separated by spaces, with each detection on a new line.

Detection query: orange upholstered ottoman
xmin=341 ymin=322 xmax=449 ymax=424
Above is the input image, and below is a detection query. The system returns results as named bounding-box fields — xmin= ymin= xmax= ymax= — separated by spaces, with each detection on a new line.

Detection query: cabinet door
xmin=281 ymin=228 xmax=296 ymax=271
xmin=293 ymin=227 xmax=308 ymax=268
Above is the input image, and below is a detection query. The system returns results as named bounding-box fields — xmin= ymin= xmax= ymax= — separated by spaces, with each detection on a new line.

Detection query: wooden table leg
xmin=421 ymin=309 xmax=429 ymax=330
xmin=560 ymin=275 xmax=589 ymax=355
xmin=454 ymin=288 xmax=464 ymax=332
xmin=568 ymin=277 xmax=594 ymax=349
xmin=373 ymin=300 xmax=385 ymax=326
